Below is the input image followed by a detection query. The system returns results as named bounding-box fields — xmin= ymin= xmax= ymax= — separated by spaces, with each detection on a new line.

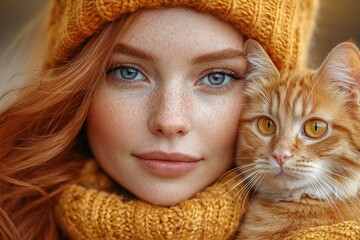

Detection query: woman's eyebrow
xmin=192 ymin=49 xmax=245 ymax=65
xmin=113 ymin=42 xmax=155 ymax=63
xmin=113 ymin=43 xmax=245 ymax=65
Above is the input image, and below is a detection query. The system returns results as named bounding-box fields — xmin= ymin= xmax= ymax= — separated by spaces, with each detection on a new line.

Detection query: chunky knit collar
xmin=55 ymin=160 xmax=247 ymax=239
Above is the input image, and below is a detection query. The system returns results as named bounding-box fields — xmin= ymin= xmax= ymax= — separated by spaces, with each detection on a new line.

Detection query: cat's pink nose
xmin=272 ymin=151 xmax=292 ymax=167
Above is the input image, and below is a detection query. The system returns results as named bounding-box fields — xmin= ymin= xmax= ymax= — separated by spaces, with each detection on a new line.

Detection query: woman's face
xmin=87 ymin=8 xmax=247 ymax=205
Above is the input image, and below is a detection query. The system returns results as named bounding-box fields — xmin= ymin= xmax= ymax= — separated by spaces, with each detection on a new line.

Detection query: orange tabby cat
xmin=236 ymin=40 xmax=360 ymax=240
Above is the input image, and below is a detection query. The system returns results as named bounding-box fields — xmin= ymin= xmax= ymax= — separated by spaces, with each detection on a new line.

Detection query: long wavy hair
xmin=0 ymin=11 xmax=138 ymax=240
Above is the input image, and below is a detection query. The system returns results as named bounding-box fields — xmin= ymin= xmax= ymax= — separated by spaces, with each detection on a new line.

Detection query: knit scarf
xmin=55 ymin=160 xmax=247 ymax=239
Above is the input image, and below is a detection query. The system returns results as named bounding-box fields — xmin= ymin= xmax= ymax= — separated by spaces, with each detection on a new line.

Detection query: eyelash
xmin=106 ymin=64 xmax=243 ymax=91
xmin=198 ymin=69 xmax=243 ymax=92
xmin=211 ymin=69 xmax=242 ymax=80
xmin=106 ymin=64 xmax=148 ymax=84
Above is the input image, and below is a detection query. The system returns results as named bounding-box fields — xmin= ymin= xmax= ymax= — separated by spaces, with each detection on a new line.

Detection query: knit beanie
xmin=45 ymin=0 xmax=319 ymax=71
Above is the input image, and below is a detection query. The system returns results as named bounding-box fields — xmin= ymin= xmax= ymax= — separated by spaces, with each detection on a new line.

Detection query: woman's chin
xmin=137 ymin=188 xmax=199 ymax=206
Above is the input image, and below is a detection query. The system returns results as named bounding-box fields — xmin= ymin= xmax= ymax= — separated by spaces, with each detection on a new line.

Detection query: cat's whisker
xmin=234 ymin=163 xmax=258 ymax=169
xmin=245 ymin=171 xmax=264 ymax=195
xmin=215 ymin=166 xmax=265 ymax=202
xmin=305 ymin=175 xmax=331 ymax=220
xmin=238 ymin=172 xmax=265 ymax=212
xmin=205 ymin=166 xmax=256 ymax=202
xmin=231 ymin=171 xmax=264 ymax=208
xmin=230 ymin=186 xmax=252 ymax=220
xmin=310 ymin=174 xmax=345 ymax=222
xmin=227 ymin=175 xmax=257 ymax=206
xmin=249 ymin=173 xmax=265 ymax=198
xmin=217 ymin=164 xmax=255 ymax=182
xmin=317 ymin=171 xmax=360 ymax=218
xmin=318 ymin=172 xmax=346 ymax=201
xmin=233 ymin=166 xmax=260 ymax=174
xmin=316 ymin=172 xmax=359 ymax=222
xmin=217 ymin=163 xmax=259 ymax=188
xmin=226 ymin=163 xmax=265 ymax=202
xmin=202 ymin=169 xmax=244 ymax=203
xmin=305 ymin=175 xmax=325 ymax=206
xmin=233 ymin=169 xmax=262 ymax=195
xmin=345 ymin=195 xmax=360 ymax=219
xmin=309 ymin=174 xmax=335 ymax=201
xmin=316 ymin=165 xmax=359 ymax=183
xmin=224 ymin=168 xmax=262 ymax=197
xmin=333 ymin=195 xmax=360 ymax=221
xmin=230 ymin=178 xmax=254 ymax=205
xmin=219 ymin=166 xmax=241 ymax=178
xmin=318 ymin=170 xmax=360 ymax=208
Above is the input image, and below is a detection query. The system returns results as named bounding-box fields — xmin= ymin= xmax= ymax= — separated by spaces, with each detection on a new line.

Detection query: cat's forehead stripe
xmin=304 ymin=102 xmax=313 ymax=116
xmin=288 ymin=86 xmax=299 ymax=109
xmin=271 ymin=89 xmax=279 ymax=116
xmin=278 ymin=76 xmax=316 ymax=118
xmin=294 ymin=99 xmax=303 ymax=117
xmin=279 ymin=87 xmax=287 ymax=110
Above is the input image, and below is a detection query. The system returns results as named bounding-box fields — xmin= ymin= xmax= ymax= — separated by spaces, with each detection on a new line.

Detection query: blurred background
xmin=0 ymin=0 xmax=359 ymax=68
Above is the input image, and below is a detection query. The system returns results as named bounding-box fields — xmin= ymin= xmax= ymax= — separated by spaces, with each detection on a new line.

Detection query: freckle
xmin=147 ymin=91 xmax=159 ymax=108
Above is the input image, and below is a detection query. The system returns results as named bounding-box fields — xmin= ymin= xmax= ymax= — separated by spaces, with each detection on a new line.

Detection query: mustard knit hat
xmin=45 ymin=0 xmax=318 ymax=71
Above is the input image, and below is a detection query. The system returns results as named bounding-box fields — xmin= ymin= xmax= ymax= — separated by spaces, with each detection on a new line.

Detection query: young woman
xmin=0 ymin=0 xmax=318 ymax=239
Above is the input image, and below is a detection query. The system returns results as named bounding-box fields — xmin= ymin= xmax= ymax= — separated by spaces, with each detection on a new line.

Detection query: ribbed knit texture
xmin=55 ymin=161 xmax=247 ymax=239
xmin=284 ymin=221 xmax=360 ymax=240
xmin=55 ymin=161 xmax=360 ymax=239
xmin=45 ymin=0 xmax=319 ymax=71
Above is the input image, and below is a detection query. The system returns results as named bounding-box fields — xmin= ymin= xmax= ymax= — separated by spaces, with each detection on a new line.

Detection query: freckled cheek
xmin=199 ymin=97 xmax=244 ymax=156
xmin=88 ymin=100 xmax=117 ymax=153
xmin=87 ymin=89 xmax=144 ymax=152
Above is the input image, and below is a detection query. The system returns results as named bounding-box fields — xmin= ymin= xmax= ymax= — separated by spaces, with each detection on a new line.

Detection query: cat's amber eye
xmin=257 ymin=116 xmax=276 ymax=135
xmin=303 ymin=119 xmax=328 ymax=138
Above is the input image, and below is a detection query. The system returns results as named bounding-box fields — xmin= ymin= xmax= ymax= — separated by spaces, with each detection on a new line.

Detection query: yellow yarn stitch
xmin=45 ymin=0 xmax=319 ymax=71
xmin=284 ymin=221 xmax=360 ymax=240
xmin=55 ymin=161 xmax=247 ymax=240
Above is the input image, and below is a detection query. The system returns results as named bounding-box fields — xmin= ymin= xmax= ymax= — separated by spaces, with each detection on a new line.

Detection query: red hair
xmin=0 ymin=13 xmax=138 ymax=239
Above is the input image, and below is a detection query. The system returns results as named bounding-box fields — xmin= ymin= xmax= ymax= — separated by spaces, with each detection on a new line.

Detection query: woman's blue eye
xmin=200 ymin=72 xmax=233 ymax=86
xmin=208 ymin=73 xmax=226 ymax=85
xmin=110 ymin=66 xmax=145 ymax=81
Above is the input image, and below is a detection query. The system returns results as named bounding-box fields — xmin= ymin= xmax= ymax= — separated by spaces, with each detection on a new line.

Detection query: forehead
xmin=116 ymin=8 xmax=245 ymax=57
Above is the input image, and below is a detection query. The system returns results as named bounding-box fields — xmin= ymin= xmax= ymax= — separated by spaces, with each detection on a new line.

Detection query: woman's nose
xmin=148 ymin=86 xmax=191 ymax=137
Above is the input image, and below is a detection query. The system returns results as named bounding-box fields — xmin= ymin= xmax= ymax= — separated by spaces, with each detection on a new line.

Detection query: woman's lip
xmin=133 ymin=151 xmax=202 ymax=177
xmin=134 ymin=151 xmax=200 ymax=162
xmin=137 ymin=159 xmax=202 ymax=177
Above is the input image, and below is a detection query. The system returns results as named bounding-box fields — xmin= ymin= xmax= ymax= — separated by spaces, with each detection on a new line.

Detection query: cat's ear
xmin=244 ymin=39 xmax=280 ymax=81
xmin=315 ymin=41 xmax=360 ymax=106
